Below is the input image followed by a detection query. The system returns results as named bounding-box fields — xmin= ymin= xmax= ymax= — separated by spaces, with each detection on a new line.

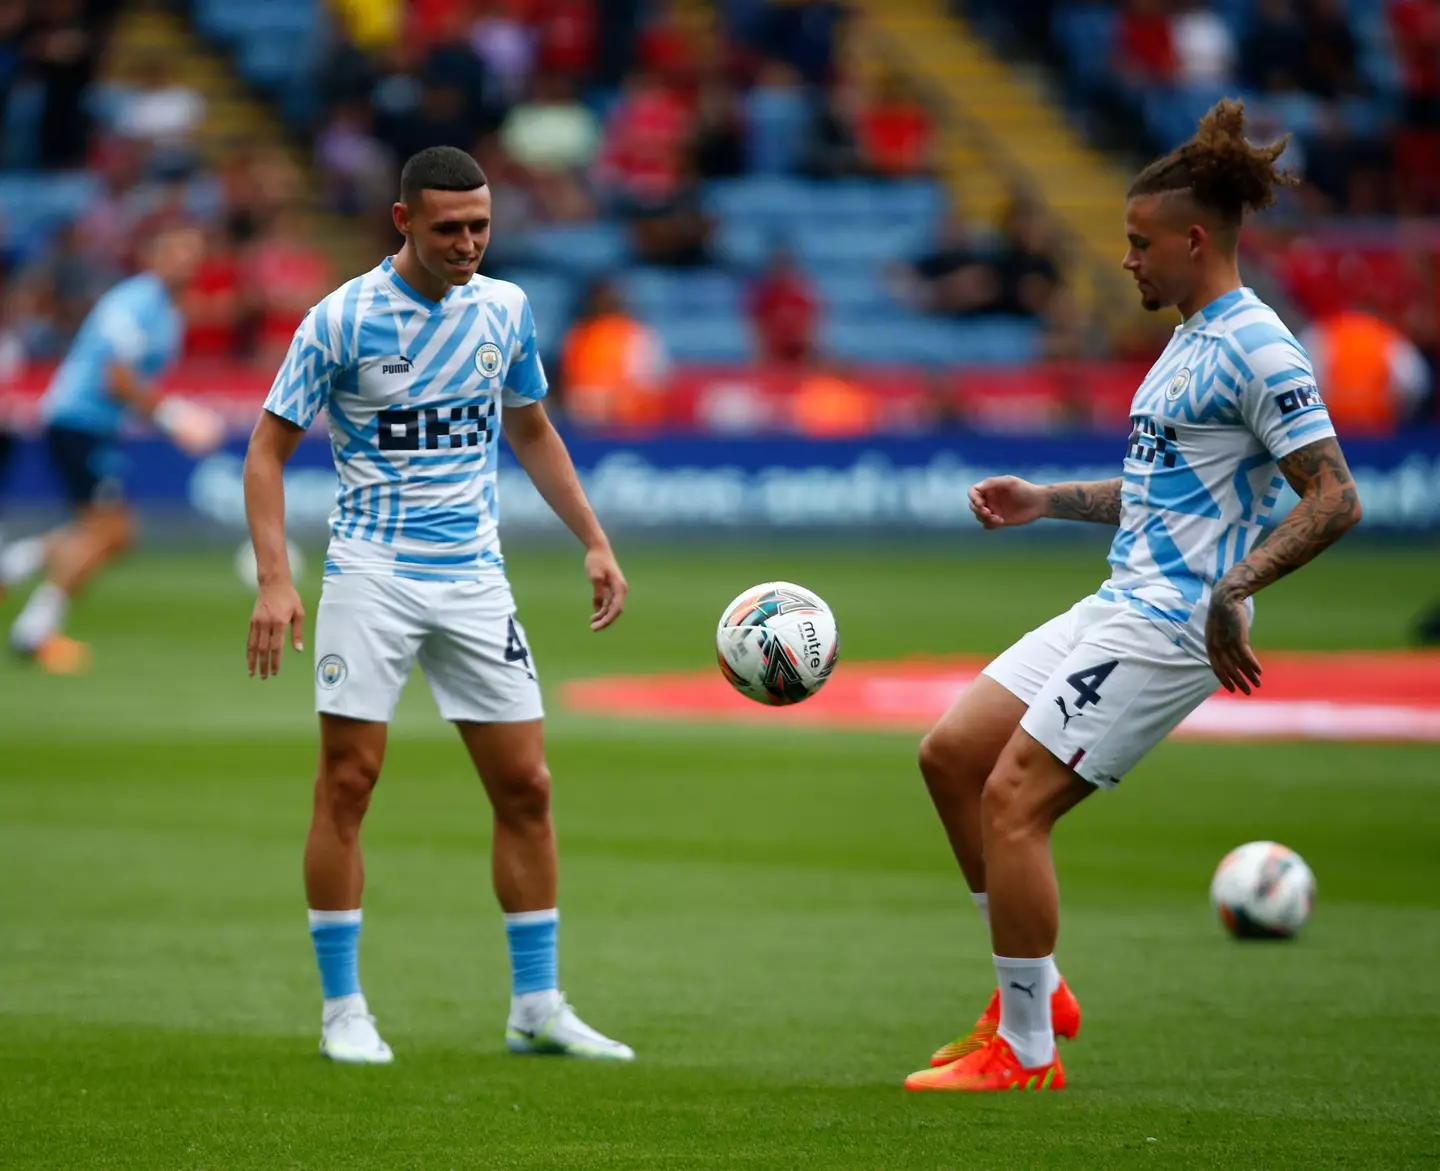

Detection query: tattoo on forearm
xmin=1047 ymin=478 xmax=1123 ymax=525
xmin=1218 ymin=438 xmax=1361 ymax=601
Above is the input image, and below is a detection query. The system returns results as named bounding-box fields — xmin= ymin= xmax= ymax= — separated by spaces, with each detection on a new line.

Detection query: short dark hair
xmin=1128 ymin=98 xmax=1296 ymax=228
xmin=400 ymin=146 xmax=488 ymax=205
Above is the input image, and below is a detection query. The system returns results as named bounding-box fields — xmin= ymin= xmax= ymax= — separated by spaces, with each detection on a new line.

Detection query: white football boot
xmin=506 ymin=992 xmax=635 ymax=1060
xmin=319 ymin=995 xmax=394 ymax=1064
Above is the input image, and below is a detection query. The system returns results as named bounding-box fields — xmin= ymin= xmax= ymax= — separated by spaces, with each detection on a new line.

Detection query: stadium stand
xmin=0 ymin=0 xmax=1433 ymax=429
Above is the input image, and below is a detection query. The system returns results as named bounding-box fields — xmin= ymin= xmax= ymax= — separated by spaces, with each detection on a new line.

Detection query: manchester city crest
xmin=1165 ymin=368 xmax=1192 ymax=401
xmin=476 ymin=342 xmax=503 ymax=377
xmin=317 ymin=654 xmax=348 ymax=690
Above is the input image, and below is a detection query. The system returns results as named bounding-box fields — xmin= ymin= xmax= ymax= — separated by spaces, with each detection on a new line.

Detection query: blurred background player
xmin=0 ymin=223 xmax=223 ymax=673
xmin=243 ymin=146 xmax=633 ymax=1065
xmin=906 ymin=100 xmax=1362 ymax=1093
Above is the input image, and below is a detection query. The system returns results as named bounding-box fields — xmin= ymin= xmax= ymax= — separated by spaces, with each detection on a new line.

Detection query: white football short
xmin=312 ymin=573 xmax=544 ymax=725
xmin=982 ymin=595 xmax=1218 ymax=789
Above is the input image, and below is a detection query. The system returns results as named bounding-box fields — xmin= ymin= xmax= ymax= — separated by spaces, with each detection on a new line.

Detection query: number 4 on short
xmin=1065 ymin=660 xmax=1118 ymax=709
xmin=504 ymin=617 xmax=531 ymax=672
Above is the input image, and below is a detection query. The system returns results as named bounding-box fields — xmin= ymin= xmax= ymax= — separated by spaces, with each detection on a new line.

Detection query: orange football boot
xmin=906 ymin=1034 xmax=1064 ymax=1092
xmin=929 ymin=977 xmax=1081 ymax=1067
xmin=28 ymin=635 xmax=92 ymax=675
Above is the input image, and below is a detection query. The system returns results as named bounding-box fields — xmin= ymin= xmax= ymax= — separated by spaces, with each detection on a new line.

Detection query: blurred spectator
xmin=499 ymin=73 xmax=599 ymax=222
xmin=500 ymin=71 xmax=600 ymax=174
xmin=743 ymin=59 xmax=811 ymax=175
xmin=893 ymin=207 xmax=1005 ymax=318
xmin=532 ymin=0 xmax=598 ymax=79
xmin=855 ymin=71 xmax=935 ymax=179
xmin=597 ymin=68 xmax=694 ymax=208
xmin=627 ymin=163 xmax=713 ymax=267
xmin=75 ymin=140 xmax=149 ymax=274
xmin=802 ymin=83 xmax=863 ymax=178
xmin=752 ymin=0 xmax=850 ymax=88
xmin=792 ymin=368 xmax=879 ymax=437
xmin=1300 ymin=309 xmax=1433 ymax=434
xmin=24 ymin=220 xmax=112 ymax=336
xmin=560 ymin=278 xmax=669 ymax=429
xmin=243 ymin=208 xmax=333 ymax=368
xmin=1115 ymin=0 xmax=1178 ymax=86
xmin=638 ymin=0 xmax=704 ymax=93
xmin=317 ymin=99 xmax=395 ymax=218
xmin=469 ymin=0 xmax=537 ymax=108
xmin=2 ymin=273 xmax=63 ymax=360
xmin=1240 ymin=0 xmax=1306 ymax=92
xmin=1298 ymin=0 xmax=1361 ymax=98
xmin=993 ymin=197 xmax=1063 ymax=320
xmin=182 ymin=226 xmax=242 ymax=363
xmin=1171 ymin=0 xmax=1235 ymax=87
xmin=370 ymin=40 xmax=426 ymax=154
xmin=1391 ymin=0 xmax=1440 ymax=126
xmin=0 ymin=0 xmax=29 ymax=144
xmin=747 ymin=247 xmax=819 ymax=365
xmin=111 ymin=52 xmax=204 ymax=176
xmin=23 ymin=0 xmax=101 ymax=168
xmin=691 ymin=72 xmax=747 ymax=179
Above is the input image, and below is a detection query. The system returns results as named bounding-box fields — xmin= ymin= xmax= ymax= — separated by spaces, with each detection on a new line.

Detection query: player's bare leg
xmin=908 ymin=729 xmax=1091 ymax=1090
xmin=306 ymin=715 xmax=387 ymax=910
xmin=919 ymin=676 xmax=1026 ymax=894
xmin=304 ymin=714 xmax=392 ymax=1064
xmin=457 ymin=719 xmax=557 ymax=912
xmin=459 ymin=718 xmax=633 ymax=1060
xmin=918 ymin=679 xmax=1081 ymax=1067
xmin=9 ymin=503 xmax=133 ymax=673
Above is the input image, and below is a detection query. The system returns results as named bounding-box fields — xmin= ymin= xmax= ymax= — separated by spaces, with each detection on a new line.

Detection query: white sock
xmin=11 ymin=582 xmax=68 ymax=652
xmin=971 ymin=891 xmax=990 ymax=928
xmin=994 ymin=953 xmax=1055 ymax=1067
xmin=0 ymin=536 xmax=44 ymax=587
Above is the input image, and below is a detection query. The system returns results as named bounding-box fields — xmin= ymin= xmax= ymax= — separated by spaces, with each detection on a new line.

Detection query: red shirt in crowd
xmin=598 ymin=80 xmax=693 ymax=204
xmin=1391 ymin=0 xmax=1440 ymax=95
xmin=749 ymin=270 xmax=818 ymax=365
xmin=857 ymin=100 xmax=932 ymax=177
xmin=1117 ymin=7 xmax=1178 ymax=81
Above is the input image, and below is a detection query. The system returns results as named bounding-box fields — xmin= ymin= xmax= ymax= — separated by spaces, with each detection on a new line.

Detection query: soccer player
xmin=0 ymin=224 xmax=223 ymax=672
xmin=242 ymin=146 xmax=633 ymax=1065
xmin=905 ymin=100 xmax=1362 ymax=1092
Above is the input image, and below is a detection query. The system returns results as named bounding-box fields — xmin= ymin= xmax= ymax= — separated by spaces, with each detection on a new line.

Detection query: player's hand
xmin=969 ymin=476 xmax=1048 ymax=529
xmin=1206 ymin=585 xmax=1262 ymax=696
xmin=248 ymin=579 xmax=305 ymax=679
xmin=155 ymin=398 xmax=225 ymax=458
xmin=585 ymin=545 xmax=627 ymax=632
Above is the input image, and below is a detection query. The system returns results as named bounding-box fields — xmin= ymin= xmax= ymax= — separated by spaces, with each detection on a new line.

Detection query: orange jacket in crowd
xmin=560 ymin=312 xmax=669 ymax=429
xmin=1301 ymin=311 xmax=1432 ymax=436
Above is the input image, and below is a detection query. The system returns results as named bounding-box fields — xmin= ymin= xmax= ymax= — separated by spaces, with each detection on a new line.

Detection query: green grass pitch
xmin=2 ymin=539 xmax=1438 ymax=1169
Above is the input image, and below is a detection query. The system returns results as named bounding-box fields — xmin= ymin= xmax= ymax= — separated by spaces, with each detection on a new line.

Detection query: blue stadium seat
xmin=519 ymin=223 xmax=631 ymax=276
xmin=501 ymin=269 xmax=578 ymax=349
xmin=0 ymin=173 xmax=101 ymax=245
xmin=655 ymin=314 xmax=754 ymax=363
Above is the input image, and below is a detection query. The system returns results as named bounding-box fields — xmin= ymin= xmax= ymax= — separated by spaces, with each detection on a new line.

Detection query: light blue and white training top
xmin=1097 ymin=287 xmax=1336 ymax=659
xmin=41 ymin=272 xmax=184 ymax=436
xmin=263 ymin=258 xmax=547 ymax=581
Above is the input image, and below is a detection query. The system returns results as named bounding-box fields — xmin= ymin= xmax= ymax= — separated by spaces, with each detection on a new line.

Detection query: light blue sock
xmin=308 ymin=909 xmax=362 ymax=1000
xmin=504 ymin=909 xmax=559 ymax=996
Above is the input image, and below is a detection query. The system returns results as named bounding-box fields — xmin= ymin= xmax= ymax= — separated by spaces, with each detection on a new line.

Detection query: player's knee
xmin=317 ymin=752 xmax=381 ymax=826
xmin=919 ymin=729 xmax=985 ymax=793
xmin=490 ymin=762 xmax=551 ymax=827
xmin=981 ymin=757 xmax=1044 ymax=844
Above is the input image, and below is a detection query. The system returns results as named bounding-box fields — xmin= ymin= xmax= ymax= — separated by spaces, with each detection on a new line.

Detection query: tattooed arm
xmin=969 ymin=476 xmax=1123 ymax=529
xmin=1206 ymin=437 xmax=1363 ymax=695
xmin=1045 ymin=479 xmax=1124 ymax=525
